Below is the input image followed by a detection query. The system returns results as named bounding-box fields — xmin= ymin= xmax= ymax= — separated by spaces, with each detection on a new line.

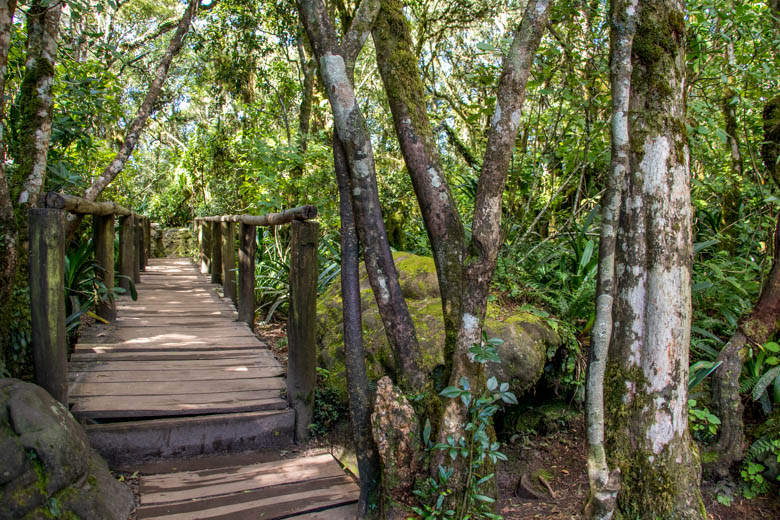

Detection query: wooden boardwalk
xmin=68 ymin=258 xmax=358 ymax=519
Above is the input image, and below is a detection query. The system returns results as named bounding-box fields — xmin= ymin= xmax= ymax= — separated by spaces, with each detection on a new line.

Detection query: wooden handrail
xmin=195 ymin=205 xmax=317 ymax=226
xmin=193 ymin=207 xmax=319 ymax=442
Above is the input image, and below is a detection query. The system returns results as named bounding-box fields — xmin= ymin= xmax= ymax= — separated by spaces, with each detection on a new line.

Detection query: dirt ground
xmin=494 ymin=416 xmax=780 ymax=520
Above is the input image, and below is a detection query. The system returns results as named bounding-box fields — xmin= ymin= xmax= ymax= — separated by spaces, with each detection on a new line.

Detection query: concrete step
xmin=85 ymin=409 xmax=294 ymax=466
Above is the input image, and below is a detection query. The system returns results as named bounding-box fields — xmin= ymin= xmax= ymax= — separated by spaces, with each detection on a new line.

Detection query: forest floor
xmin=261 ymin=321 xmax=780 ymax=520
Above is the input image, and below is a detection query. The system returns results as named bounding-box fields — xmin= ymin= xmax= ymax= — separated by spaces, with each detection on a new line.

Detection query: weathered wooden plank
xmin=87 ymin=410 xmax=294 ymax=466
xmin=137 ymin=478 xmax=357 ymax=520
xmin=70 ymin=392 xmax=287 ymax=418
xmin=74 ymin=338 xmax=263 ymax=352
xmin=69 ymin=377 xmax=285 ymax=397
xmin=69 ymin=366 xmax=284 ymax=383
xmin=86 ymin=327 xmax=257 ymax=342
xmin=69 ymin=358 xmax=280 ymax=372
xmin=288 ymin=504 xmax=359 ymax=519
xmin=140 ymin=453 xmax=343 ymax=504
xmin=70 ymin=350 xmax=265 ymax=362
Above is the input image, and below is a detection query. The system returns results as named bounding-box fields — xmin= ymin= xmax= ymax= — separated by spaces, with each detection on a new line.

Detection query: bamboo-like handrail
xmin=195 ymin=205 xmax=317 ymax=226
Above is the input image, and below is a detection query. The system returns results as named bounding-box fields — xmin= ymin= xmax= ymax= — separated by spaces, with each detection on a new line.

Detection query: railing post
xmin=210 ymin=221 xmax=222 ymax=284
xmin=221 ymin=221 xmax=237 ymax=303
xmin=133 ymin=218 xmax=142 ymax=283
xmin=93 ymin=214 xmax=116 ymax=321
xmin=199 ymin=219 xmax=211 ymax=274
xmin=238 ymin=222 xmax=257 ymax=326
xmin=119 ymin=215 xmax=135 ymax=292
xmin=28 ymin=208 xmax=68 ymax=406
xmin=287 ymin=220 xmax=319 ymax=442
xmin=144 ymin=217 xmax=151 ymax=261
xmin=139 ymin=218 xmax=146 ymax=272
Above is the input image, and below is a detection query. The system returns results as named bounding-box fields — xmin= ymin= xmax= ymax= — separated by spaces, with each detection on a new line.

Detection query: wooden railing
xmin=29 ymin=192 xmax=150 ymax=406
xmin=194 ymin=205 xmax=318 ymax=442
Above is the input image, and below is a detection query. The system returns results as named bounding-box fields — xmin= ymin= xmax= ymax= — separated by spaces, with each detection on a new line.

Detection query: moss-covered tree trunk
xmin=0 ymin=0 xmax=61 ymax=376
xmin=604 ymin=1 xmax=705 ymax=517
xmin=0 ymin=0 xmax=19 ymax=311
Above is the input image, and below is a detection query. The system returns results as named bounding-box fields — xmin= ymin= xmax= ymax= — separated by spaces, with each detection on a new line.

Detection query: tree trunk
xmin=0 ymin=0 xmax=19 ymax=308
xmin=584 ymin=1 xmax=637 ymax=517
xmin=604 ymin=1 xmax=704 ymax=517
xmin=335 ymin=135 xmax=382 ymax=518
xmin=298 ymin=0 xmax=426 ymax=392
xmin=436 ymin=2 xmax=552 ymax=504
xmin=372 ymin=0 xmax=466 ymax=375
xmin=1 ymin=0 xmax=61 ymax=376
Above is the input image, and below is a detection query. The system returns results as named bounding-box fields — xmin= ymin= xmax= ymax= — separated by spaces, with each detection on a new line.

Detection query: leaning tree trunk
xmin=584 ymin=0 xmax=636 ymax=517
xmin=435 ymin=3 xmax=552 ymax=508
xmin=604 ymin=0 xmax=705 ymax=517
xmin=64 ymin=0 xmax=200 ymax=237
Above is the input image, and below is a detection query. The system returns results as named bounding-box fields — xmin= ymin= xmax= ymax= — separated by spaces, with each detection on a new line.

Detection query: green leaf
xmin=486 ymin=376 xmax=498 ymax=391
xmin=440 ymin=386 xmax=461 ymax=398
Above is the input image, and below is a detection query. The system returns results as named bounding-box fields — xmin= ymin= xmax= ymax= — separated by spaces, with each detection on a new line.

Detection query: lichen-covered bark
xmin=13 ymin=0 xmax=61 ymax=208
xmin=0 ymin=0 xmax=19 ymax=308
xmin=604 ymin=1 xmax=705 ymax=517
xmin=584 ymin=1 xmax=637 ymax=517
xmin=298 ymin=0 xmax=426 ymax=392
xmin=372 ymin=0 xmax=466 ymax=373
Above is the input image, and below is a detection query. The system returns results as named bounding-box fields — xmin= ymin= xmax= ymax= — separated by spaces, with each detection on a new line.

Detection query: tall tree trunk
xmin=372 ymin=0 xmax=466 ymax=378
xmin=1 ymin=0 xmax=62 ymax=376
xmin=298 ymin=0 xmax=426 ymax=392
xmin=0 ymin=0 xmax=19 ymax=308
xmin=335 ymin=135 xmax=382 ymax=518
xmin=584 ymin=0 xmax=636 ymax=517
xmin=604 ymin=1 xmax=704 ymax=517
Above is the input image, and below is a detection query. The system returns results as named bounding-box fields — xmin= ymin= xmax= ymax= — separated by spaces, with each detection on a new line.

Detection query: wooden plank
xmin=69 ymin=366 xmax=284 ymax=383
xmin=69 ymin=377 xmax=285 ymax=397
xmin=287 ymin=504 xmax=359 ymax=519
xmin=69 ymin=357 xmax=279 ymax=372
xmin=70 ymin=350 xmax=266 ymax=362
xmin=74 ymin=339 xmax=263 ymax=352
xmin=140 ymin=453 xmax=343 ymax=504
xmin=137 ymin=477 xmax=357 ymax=520
xmin=70 ymin=392 xmax=287 ymax=418
xmin=84 ymin=327 xmax=257 ymax=342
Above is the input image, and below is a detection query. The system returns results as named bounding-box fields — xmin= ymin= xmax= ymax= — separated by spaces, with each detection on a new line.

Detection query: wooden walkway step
xmin=69 ymin=258 xmax=293 ymax=465
xmin=136 ymin=452 xmax=359 ymax=519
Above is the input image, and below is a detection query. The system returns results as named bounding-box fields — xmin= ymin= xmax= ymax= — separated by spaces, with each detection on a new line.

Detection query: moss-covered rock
xmin=0 ymin=379 xmax=133 ymax=520
xmin=317 ymin=252 xmax=560 ymax=399
xmin=151 ymin=226 xmax=194 ymax=258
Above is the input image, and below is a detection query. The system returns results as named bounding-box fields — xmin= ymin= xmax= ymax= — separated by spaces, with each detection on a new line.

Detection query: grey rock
xmin=0 ymin=379 xmax=134 ymax=520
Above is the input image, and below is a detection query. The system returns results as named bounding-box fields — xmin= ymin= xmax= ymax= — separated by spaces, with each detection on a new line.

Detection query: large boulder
xmin=0 ymin=379 xmax=134 ymax=520
xmin=317 ymin=252 xmax=560 ymax=398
